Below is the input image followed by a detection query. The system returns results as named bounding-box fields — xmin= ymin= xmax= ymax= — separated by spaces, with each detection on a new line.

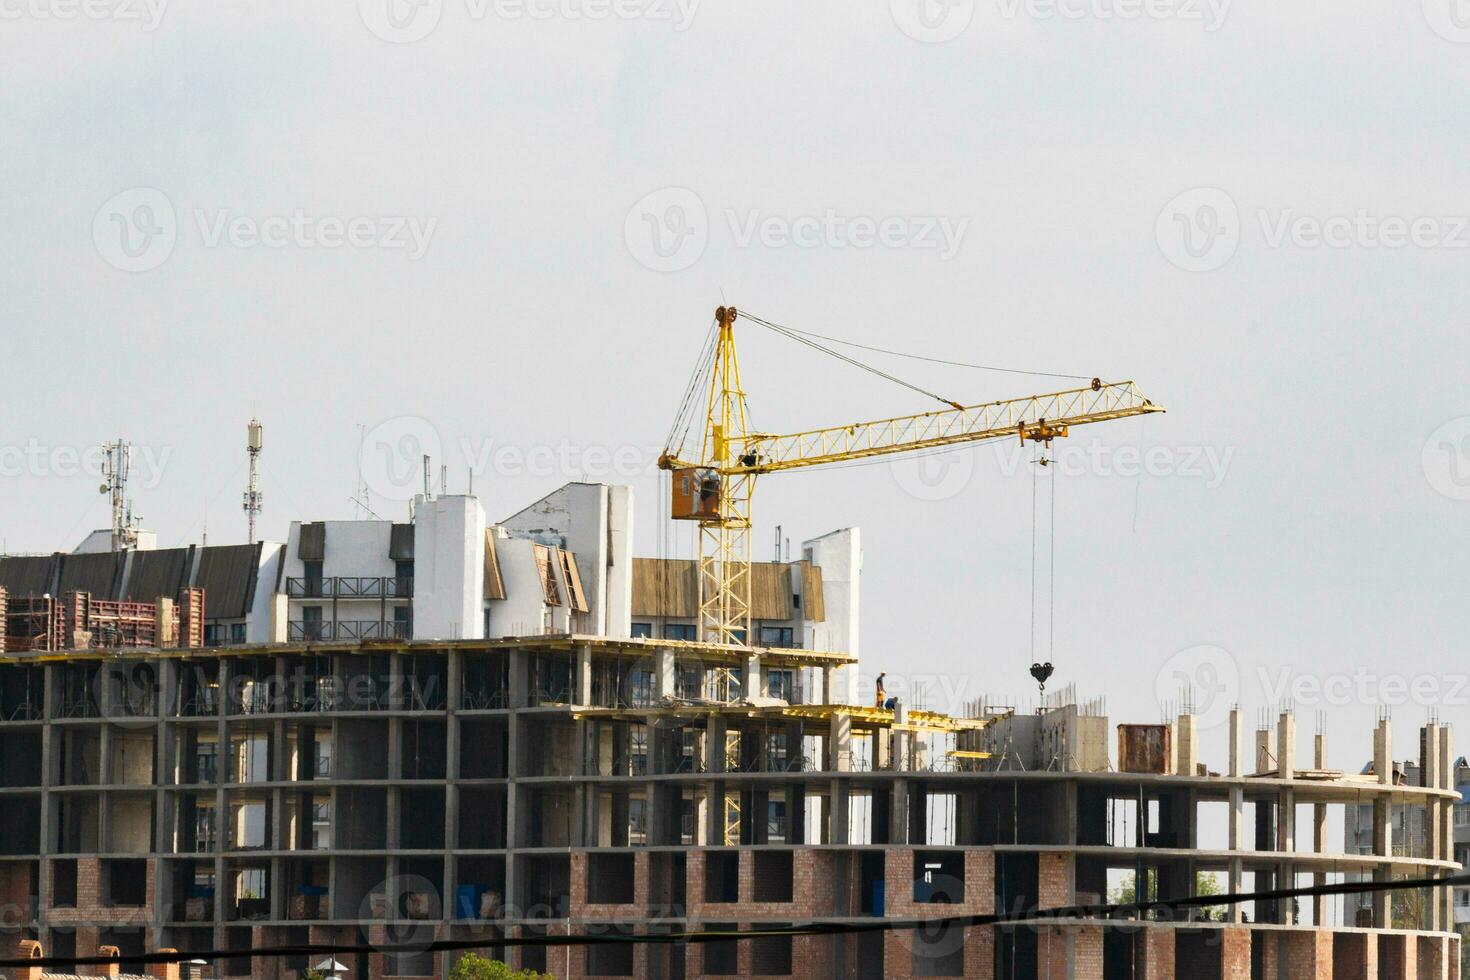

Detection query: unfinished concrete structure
xmin=0 ymin=632 xmax=1460 ymax=980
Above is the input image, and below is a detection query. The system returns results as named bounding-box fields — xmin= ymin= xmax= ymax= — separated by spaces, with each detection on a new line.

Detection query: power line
xmin=10 ymin=871 xmax=1463 ymax=969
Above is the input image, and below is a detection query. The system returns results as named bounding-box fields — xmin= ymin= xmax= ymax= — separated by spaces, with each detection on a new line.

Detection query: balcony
xmin=287 ymin=620 xmax=410 ymax=642
xmin=285 ymin=576 xmax=413 ymax=599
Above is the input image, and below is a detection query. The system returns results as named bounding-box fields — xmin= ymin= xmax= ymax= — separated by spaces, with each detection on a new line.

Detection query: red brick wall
xmin=1284 ymin=929 xmax=1333 ymax=980
xmin=1141 ymin=927 xmax=1174 ymax=980
xmin=44 ymin=858 xmax=152 ymax=929
xmin=1221 ymin=927 xmax=1251 ymax=980
xmin=1417 ymin=934 xmax=1444 ymax=980
xmin=1332 ymin=931 xmax=1374 ymax=980
xmin=1037 ymin=853 xmax=1072 ymax=910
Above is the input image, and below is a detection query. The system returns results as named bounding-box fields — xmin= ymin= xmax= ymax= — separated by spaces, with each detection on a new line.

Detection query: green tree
xmin=448 ymin=951 xmax=551 ymax=980
xmin=300 ymin=970 xmax=326 ymax=980
xmin=1108 ymin=871 xmax=1230 ymax=921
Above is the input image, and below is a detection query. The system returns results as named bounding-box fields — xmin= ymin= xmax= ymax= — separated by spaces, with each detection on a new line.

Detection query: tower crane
xmin=657 ymin=306 xmax=1166 ymax=646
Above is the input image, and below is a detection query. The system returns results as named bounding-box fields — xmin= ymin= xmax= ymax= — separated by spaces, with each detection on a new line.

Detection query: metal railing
xmin=285 ymin=576 xmax=413 ymax=598
xmin=287 ymin=620 xmax=410 ymax=642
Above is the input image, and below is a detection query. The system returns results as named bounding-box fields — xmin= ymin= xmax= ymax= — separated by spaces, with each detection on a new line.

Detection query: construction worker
xmin=875 ymin=672 xmax=886 ymax=709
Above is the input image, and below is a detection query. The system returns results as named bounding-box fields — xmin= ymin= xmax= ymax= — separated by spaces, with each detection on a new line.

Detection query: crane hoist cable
xmin=739 ymin=310 xmax=964 ymax=409
xmin=752 ymin=317 xmax=1094 ymax=382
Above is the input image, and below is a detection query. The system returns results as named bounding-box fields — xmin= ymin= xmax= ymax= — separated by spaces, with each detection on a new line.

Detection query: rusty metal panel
xmin=1118 ymin=723 xmax=1171 ymax=774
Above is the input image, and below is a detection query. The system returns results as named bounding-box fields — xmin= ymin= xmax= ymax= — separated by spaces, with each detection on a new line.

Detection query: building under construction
xmin=0 ymin=477 xmax=1462 ymax=979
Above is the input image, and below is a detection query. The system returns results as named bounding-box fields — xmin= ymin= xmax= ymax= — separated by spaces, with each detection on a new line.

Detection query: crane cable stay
xmin=658 ymin=304 xmax=1166 ymax=655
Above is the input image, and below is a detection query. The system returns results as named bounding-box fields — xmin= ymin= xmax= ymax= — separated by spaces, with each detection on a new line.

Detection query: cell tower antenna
xmin=99 ymin=439 xmax=138 ymax=551
xmin=244 ymin=418 xmax=264 ymax=544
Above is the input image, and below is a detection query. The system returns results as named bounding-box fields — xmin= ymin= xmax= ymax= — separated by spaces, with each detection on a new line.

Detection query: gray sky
xmin=3 ymin=0 xmax=1468 ymax=771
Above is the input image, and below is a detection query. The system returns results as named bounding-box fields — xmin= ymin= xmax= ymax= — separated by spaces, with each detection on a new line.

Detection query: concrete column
xmin=1424 ymin=723 xmax=1442 ymax=931
xmin=575 ymin=644 xmax=592 ymax=707
xmin=1441 ymin=725 xmax=1455 ymax=930
xmin=1375 ymin=718 xmax=1392 ymax=785
xmin=822 ymin=665 xmax=838 ymax=705
xmin=704 ymin=714 xmax=727 ymax=774
xmin=1228 ymin=782 xmax=1245 ymax=923
xmin=829 ymin=713 xmax=852 ymax=772
xmin=1255 ymin=728 xmax=1274 ymax=775
xmin=744 ymin=652 xmax=762 ymax=699
xmin=1228 ymin=707 xmax=1244 ymax=777
xmin=829 ymin=778 xmax=850 ymax=844
xmin=890 ymin=779 xmax=908 ymax=844
xmin=1177 ymin=713 xmax=1197 ymax=776
xmin=1277 ymin=711 xmax=1296 ymax=781
xmin=655 ymin=648 xmax=676 ymax=700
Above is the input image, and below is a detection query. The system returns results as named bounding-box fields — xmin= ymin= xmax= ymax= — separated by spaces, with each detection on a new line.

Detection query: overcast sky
xmin=4 ymin=0 xmax=1468 ymax=771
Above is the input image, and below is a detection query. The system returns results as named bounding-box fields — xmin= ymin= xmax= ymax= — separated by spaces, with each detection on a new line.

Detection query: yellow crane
xmin=658 ymin=306 xmax=1165 ymax=646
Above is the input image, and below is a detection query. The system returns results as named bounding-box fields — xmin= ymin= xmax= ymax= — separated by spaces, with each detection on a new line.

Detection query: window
xmin=676 ymin=666 xmax=703 ymax=700
xmin=663 ymin=623 xmax=696 ymax=642
xmin=1456 ymin=806 xmax=1470 ymax=827
xmin=630 ymin=726 xmax=649 ymax=775
xmin=230 ymin=623 xmax=247 ymax=644
xmin=394 ymin=560 xmax=414 ymax=592
xmin=631 ymin=670 xmax=655 ymax=707
xmin=766 ymin=799 xmax=787 ymax=842
xmin=629 ymin=799 xmax=647 ymax=845
xmin=767 ymin=669 xmax=797 ymax=703
xmin=393 ymin=605 xmax=411 ymax=639
xmin=759 ymin=626 xmax=794 ymax=648
xmin=301 ymin=606 xmax=323 ymax=641
xmin=302 ymin=560 xmax=324 ymax=596
xmin=631 ymin=622 xmax=653 ymax=638
xmin=204 ymin=624 xmax=225 ymax=648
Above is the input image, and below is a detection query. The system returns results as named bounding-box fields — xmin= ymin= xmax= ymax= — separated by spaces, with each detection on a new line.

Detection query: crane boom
xmin=658 ymin=306 xmax=1166 ymax=647
xmin=662 ymin=379 xmax=1162 ymax=474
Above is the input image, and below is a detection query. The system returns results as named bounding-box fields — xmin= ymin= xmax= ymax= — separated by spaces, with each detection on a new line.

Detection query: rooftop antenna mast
xmin=244 ymin=418 xmax=264 ymax=544
xmin=99 ymin=439 xmax=138 ymax=552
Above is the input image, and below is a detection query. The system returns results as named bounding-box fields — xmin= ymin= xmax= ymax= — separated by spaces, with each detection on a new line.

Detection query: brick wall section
xmin=1284 ymin=928 xmax=1333 ymax=980
xmin=1332 ymin=932 xmax=1374 ymax=980
xmin=570 ymin=850 xmax=649 ymax=919
xmin=882 ymin=848 xmax=994 ymax=920
xmin=43 ymin=858 xmax=152 ymax=929
xmin=1220 ymin=927 xmax=1250 ymax=980
xmin=1142 ymin=927 xmax=1175 ymax=980
xmin=964 ymin=925 xmax=995 ymax=980
xmin=1037 ymin=852 xmax=1073 ymax=910
xmin=1418 ymin=934 xmax=1445 ymax=980
xmin=1038 ymin=926 xmax=1069 ymax=980
xmin=1074 ymin=925 xmax=1103 ymax=980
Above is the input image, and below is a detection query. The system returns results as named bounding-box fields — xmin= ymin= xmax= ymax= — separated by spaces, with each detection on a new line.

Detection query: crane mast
xmin=658 ymin=305 xmax=1165 ymax=646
